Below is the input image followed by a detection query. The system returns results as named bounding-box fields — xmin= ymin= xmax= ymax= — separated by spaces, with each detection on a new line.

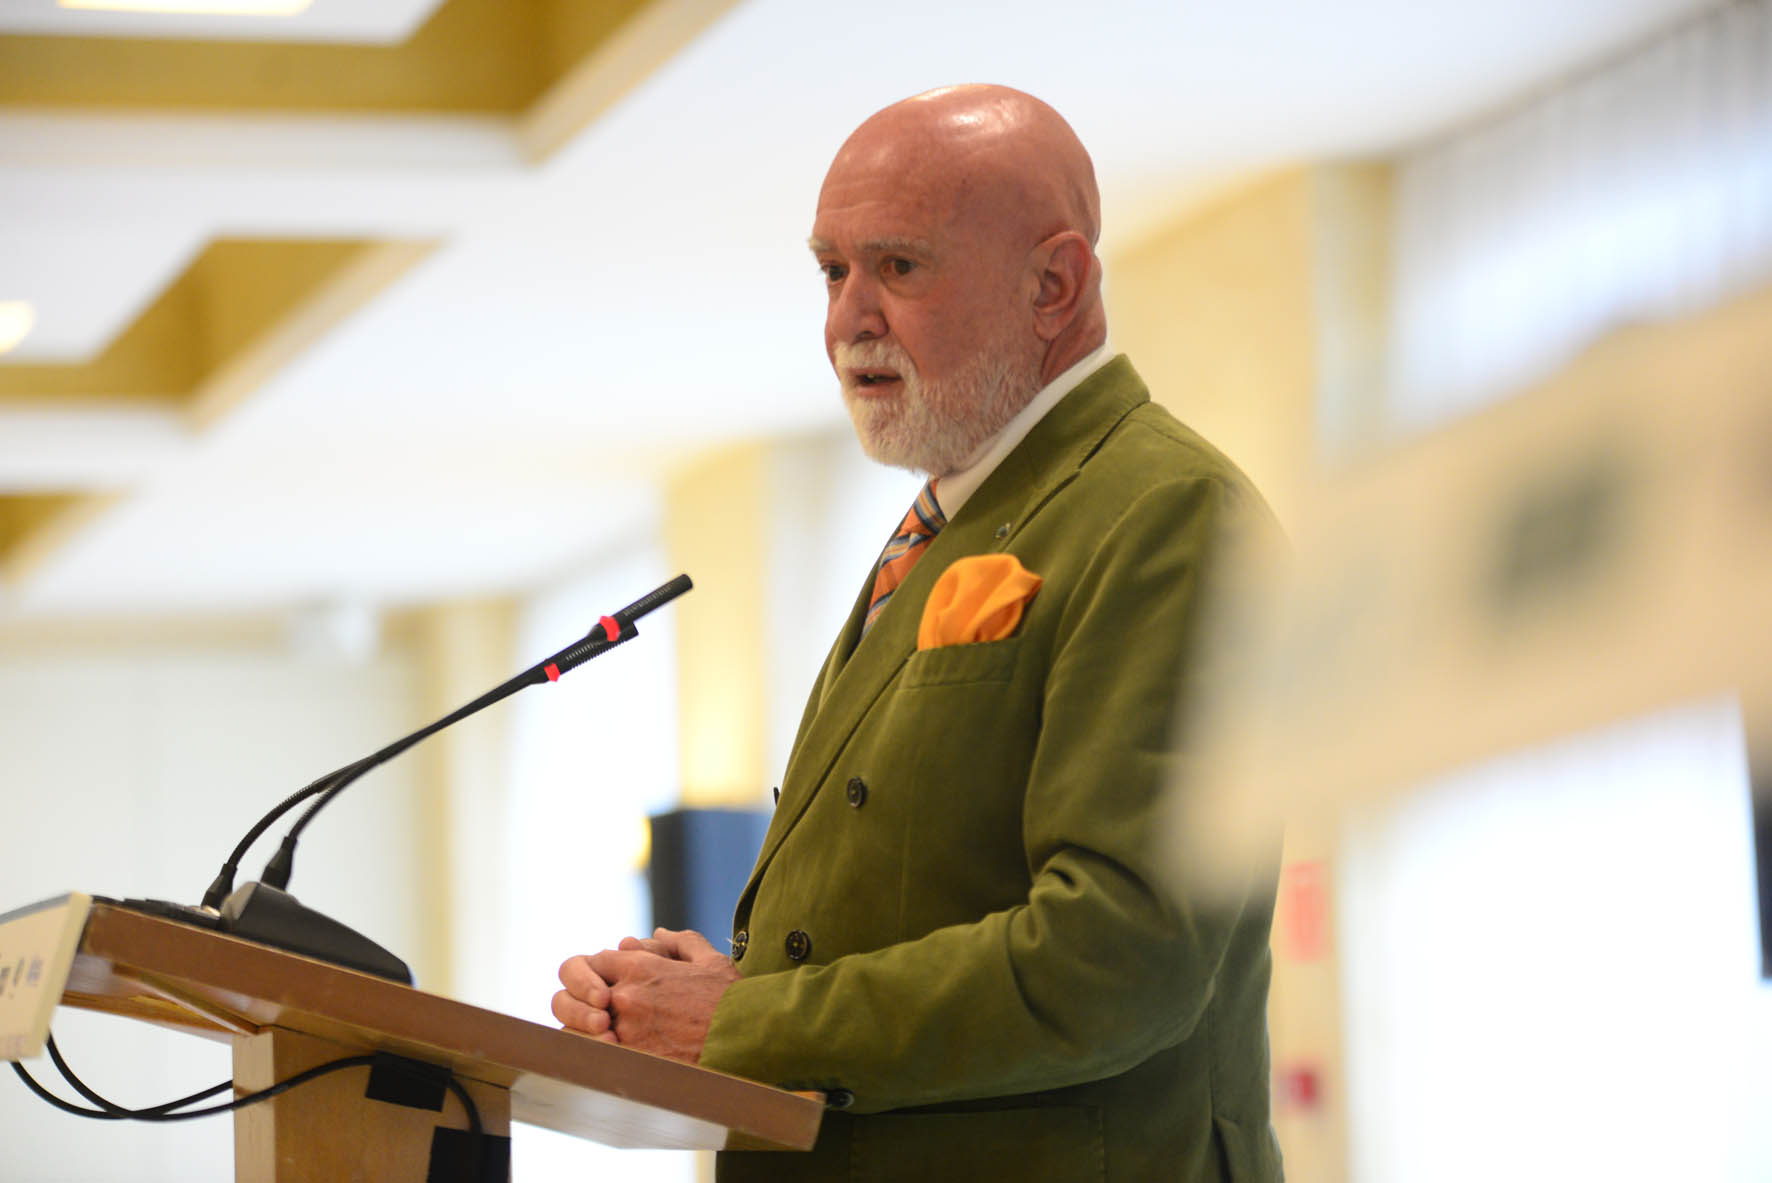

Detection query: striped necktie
xmin=863 ymin=481 xmax=946 ymax=636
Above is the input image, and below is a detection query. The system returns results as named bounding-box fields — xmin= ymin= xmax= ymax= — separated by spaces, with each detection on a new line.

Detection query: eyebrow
xmin=807 ymin=235 xmax=935 ymax=257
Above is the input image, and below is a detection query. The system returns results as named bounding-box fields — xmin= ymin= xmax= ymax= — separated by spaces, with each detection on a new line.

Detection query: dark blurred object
xmin=1751 ymin=731 xmax=1771 ymax=983
xmin=647 ymin=808 xmax=771 ymax=940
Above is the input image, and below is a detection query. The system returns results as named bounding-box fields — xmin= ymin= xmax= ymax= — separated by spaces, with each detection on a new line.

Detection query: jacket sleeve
xmin=698 ymin=473 xmax=1276 ymax=1112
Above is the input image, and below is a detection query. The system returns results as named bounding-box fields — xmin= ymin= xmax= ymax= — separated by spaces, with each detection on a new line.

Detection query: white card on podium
xmin=0 ymin=892 xmax=93 ymax=1062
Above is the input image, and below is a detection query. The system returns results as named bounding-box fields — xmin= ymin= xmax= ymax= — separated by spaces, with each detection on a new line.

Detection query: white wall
xmin=0 ymin=635 xmax=426 ymax=1182
xmin=489 ymin=540 xmax=696 ymax=1181
xmin=1341 ymin=698 xmax=1772 ymax=1183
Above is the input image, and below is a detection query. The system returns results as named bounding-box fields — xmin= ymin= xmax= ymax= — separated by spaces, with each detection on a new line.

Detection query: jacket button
xmin=825 ymin=1087 xmax=855 ymax=1110
xmin=772 ymin=785 xmax=780 ymax=805
xmin=845 ymin=777 xmax=868 ymax=808
xmin=731 ymin=930 xmax=748 ymax=961
xmin=784 ymin=929 xmax=812 ymax=962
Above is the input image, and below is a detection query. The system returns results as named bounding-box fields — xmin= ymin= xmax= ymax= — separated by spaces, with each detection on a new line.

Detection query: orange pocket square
xmin=917 ymin=554 xmax=1043 ymax=650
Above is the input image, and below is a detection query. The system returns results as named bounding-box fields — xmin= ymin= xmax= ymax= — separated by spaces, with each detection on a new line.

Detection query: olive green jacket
xmin=702 ymin=357 xmax=1284 ymax=1182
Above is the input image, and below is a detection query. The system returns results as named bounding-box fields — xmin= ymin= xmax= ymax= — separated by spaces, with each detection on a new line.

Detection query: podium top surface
xmin=62 ymin=900 xmax=821 ymax=1152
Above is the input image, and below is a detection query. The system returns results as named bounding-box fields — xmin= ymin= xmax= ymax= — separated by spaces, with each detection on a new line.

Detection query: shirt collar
xmin=931 ymin=340 xmax=1115 ymax=519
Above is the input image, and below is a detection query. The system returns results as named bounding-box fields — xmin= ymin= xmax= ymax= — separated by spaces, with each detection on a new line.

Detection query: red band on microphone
xmin=600 ymin=615 xmax=620 ymax=642
xmin=544 ymin=663 xmax=560 ymax=682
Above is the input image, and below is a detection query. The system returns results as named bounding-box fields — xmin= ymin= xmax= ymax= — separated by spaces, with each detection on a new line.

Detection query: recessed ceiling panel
xmin=0 ymin=223 xmax=206 ymax=363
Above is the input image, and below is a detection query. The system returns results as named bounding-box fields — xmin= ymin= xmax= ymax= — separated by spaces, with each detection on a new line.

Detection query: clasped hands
xmin=553 ymin=927 xmax=740 ymax=1064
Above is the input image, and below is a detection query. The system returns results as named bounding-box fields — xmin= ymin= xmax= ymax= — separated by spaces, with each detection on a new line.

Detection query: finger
xmin=557 ymin=955 xmax=612 ymax=1005
xmin=551 ymin=989 xmax=611 ymax=1035
xmin=585 ymin=948 xmax=646 ymax=983
xmin=653 ymin=927 xmax=723 ymax=964
xmin=562 ymin=1025 xmax=621 ymax=1047
xmin=618 ymin=935 xmax=672 ymax=956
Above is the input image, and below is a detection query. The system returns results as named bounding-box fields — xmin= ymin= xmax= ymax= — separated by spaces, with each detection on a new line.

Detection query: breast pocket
xmin=900 ymin=638 xmax=1022 ymax=688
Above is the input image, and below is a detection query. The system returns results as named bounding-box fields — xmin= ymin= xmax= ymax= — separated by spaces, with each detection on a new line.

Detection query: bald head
xmin=830 ymin=85 xmax=1102 ymax=252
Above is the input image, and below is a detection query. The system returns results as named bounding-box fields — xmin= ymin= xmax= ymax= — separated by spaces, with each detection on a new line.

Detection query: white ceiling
xmin=0 ymin=0 xmax=1720 ymax=621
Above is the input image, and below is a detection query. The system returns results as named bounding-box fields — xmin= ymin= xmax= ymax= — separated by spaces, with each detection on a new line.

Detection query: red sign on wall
xmin=1280 ymin=859 xmax=1330 ymax=961
xmin=1275 ymin=1063 xmax=1323 ymax=1112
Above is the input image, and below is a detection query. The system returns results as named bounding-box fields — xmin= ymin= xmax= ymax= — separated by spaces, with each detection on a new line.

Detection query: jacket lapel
xmin=749 ymin=357 xmax=1150 ymax=885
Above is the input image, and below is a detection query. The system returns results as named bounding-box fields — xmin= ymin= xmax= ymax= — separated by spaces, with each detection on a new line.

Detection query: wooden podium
xmin=51 ymin=899 xmax=821 ymax=1180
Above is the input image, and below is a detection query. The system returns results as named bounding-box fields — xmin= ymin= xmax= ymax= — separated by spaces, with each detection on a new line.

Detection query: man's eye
xmin=821 ymin=263 xmax=846 ymax=284
xmin=887 ymin=257 xmax=915 ymax=276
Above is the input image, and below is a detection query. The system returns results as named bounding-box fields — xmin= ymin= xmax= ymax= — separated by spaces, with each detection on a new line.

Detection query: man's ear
xmin=1028 ymin=231 xmax=1096 ymax=342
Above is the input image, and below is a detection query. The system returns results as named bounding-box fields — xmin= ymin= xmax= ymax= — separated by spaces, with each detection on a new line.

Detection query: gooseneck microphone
xmin=127 ymin=574 xmax=692 ymax=983
xmin=248 ymin=573 xmax=694 ymax=899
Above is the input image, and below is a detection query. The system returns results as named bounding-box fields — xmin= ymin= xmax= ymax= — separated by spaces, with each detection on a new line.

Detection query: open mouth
xmin=852 ymin=370 xmax=900 ymax=389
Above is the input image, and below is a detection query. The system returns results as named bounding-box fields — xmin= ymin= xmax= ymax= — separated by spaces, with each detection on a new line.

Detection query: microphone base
xmin=118 ymin=897 xmax=224 ymax=930
xmin=217 ymin=882 xmax=413 ymax=984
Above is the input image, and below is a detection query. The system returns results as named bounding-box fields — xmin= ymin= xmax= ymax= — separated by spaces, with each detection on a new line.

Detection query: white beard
xmin=835 ymin=337 xmax=1042 ymax=477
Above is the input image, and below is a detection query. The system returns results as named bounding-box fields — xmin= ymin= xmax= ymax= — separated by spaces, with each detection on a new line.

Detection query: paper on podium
xmin=0 ymin=892 xmax=92 ymax=1061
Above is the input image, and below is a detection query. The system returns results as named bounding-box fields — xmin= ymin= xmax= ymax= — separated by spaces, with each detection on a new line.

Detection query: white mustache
xmin=834 ymin=340 xmax=918 ymax=383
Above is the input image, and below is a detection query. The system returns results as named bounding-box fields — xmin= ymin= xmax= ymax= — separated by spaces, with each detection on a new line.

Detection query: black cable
xmin=11 ymin=1042 xmax=376 ymax=1123
xmin=16 ymin=1032 xmax=496 ymax=1175
xmin=444 ymin=1075 xmax=483 ymax=1139
xmin=445 ymin=1075 xmax=487 ymax=1179
xmin=201 ymin=761 xmax=367 ymax=907
xmin=46 ymin=1033 xmax=230 ymax=1117
xmin=13 ymin=1057 xmax=124 ymax=1121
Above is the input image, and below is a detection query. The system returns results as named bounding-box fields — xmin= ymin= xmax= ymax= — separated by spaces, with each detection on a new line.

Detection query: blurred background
xmin=1 ymin=0 xmax=1768 ymax=1179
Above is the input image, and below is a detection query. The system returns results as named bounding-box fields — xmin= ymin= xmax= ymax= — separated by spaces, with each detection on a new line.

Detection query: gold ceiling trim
xmin=518 ymin=0 xmax=745 ymax=162
xmin=188 ymin=238 xmax=437 ymax=428
xmin=0 ymin=0 xmax=652 ymax=115
xmin=0 ymin=236 xmax=436 ymax=586
xmin=0 ymin=492 xmax=116 ymax=586
xmin=0 ymin=237 xmax=433 ymax=411
xmin=0 ymin=0 xmax=744 ymax=165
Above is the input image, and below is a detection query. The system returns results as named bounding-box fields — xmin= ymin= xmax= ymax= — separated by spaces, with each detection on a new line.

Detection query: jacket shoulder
xmin=1077 ymin=394 xmax=1271 ymax=524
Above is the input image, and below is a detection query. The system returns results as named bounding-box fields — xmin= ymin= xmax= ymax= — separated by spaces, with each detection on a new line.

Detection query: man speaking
xmin=554 ymin=84 xmax=1284 ymax=1182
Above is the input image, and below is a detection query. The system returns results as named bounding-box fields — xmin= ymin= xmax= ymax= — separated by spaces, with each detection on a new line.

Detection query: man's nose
xmin=828 ymin=274 xmax=887 ymax=343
